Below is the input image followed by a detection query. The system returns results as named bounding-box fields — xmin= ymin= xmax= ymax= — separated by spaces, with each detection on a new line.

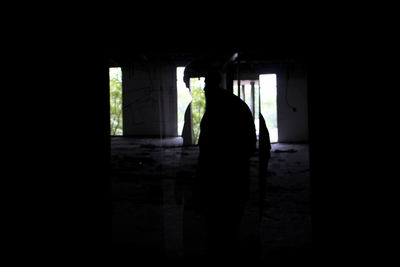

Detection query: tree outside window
xmin=110 ymin=68 xmax=123 ymax=136
xmin=190 ymin=77 xmax=205 ymax=144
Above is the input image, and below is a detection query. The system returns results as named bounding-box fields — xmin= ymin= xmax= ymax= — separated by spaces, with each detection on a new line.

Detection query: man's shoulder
xmin=215 ymin=88 xmax=250 ymax=111
xmin=230 ymin=92 xmax=249 ymax=109
xmin=219 ymin=88 xmax=240 ymax=101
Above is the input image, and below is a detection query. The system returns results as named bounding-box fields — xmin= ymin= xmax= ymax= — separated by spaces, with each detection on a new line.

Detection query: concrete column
xmin=250 ymin=81 xmax=255 ymax=116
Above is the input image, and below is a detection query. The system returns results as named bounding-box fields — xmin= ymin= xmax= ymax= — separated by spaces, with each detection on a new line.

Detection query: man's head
xmin=204 ymin=67 xmax=222 ymax=88
xmin=183 ymin=59 xmax=222 ymax=89
xmin=183 ymin=60 xmax=207 ymax=89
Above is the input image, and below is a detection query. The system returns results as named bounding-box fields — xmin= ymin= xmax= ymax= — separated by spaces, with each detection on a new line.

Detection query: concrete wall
xmin=122 ymin=61 xmax=177 ymax=137
xmin=276 ymin=63 xmax=309 ymax=143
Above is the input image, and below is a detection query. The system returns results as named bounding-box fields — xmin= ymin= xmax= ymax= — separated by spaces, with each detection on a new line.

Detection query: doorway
xmin=259 ymin=74 xmax=278 ymax=143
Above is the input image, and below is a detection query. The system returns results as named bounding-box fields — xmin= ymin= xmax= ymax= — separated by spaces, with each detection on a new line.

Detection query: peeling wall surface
xmin=122 ymin=62 xmax=177 ymax=137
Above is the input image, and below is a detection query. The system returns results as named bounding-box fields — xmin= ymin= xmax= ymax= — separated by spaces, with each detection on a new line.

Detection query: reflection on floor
xmin=111 ymin=137 xmax=311 ymax=264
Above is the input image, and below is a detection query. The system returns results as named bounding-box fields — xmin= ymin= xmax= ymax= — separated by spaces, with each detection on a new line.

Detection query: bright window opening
xmin=176 ymin=67 xmax=192 ymax=136
xmin=234 ymin=75 xmax=278 ymax=143
xmin=190 ymin=77 xmax=205 ymax=144
xmin=233 ymin=80 xmax=261 ymax=135
xmin=110 ymin=67 xmax=123 ymax=136
xmin=176 ymin=67 xmax=205 ymax=145
xmin=259 ymin=74 xmax=278 ymax=143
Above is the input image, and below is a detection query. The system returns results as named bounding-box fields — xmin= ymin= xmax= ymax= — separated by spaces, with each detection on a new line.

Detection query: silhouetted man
xmin=194 ymin=67 xmax=257 ymax=261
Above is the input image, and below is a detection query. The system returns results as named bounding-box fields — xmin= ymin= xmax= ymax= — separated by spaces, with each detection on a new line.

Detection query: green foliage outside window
xmin=110 ymin=68 xmax=123 ymax=136
xmin=190 ymin=78 xmax=205 ymax=144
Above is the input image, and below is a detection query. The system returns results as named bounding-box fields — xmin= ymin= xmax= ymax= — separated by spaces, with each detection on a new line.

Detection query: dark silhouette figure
xmin=181 ymin=67 xmax=193 ymax=145
xmin=193 ymin=67 xmax=257 ymax=262
xmin=181 ymin=102 xmax=193 ymax=146
xmin=258 ymin=113 xmax=271 ymax=222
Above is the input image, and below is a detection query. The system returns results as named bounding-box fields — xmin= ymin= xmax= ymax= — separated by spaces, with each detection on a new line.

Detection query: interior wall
xmin=276 ymin=62 xmax=308 ymax=143
xmin=122 ymin=61 xmax=178 ymax=137
xmin=236 ymin=60 xmax=309 ymax=143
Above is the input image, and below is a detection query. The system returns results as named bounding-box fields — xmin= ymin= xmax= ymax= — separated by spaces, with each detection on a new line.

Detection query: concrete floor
xmin=111 ymin=137 xmax=311 ymax=264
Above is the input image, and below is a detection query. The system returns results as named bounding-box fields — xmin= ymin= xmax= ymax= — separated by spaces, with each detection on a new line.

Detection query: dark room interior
xmin=28 ymin=40 xmax=387 ymax=266
xmin=106 ymin=47 xmax=312 ymax=264
xmin=6 ymin=8 xmax=396 ymax=266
